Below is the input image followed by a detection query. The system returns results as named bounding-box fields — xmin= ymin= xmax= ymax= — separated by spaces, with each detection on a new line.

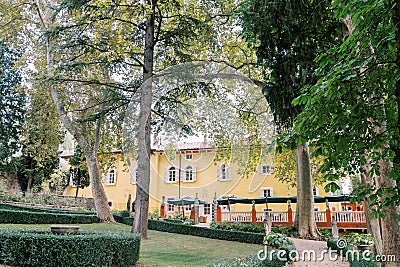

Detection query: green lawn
xmin=0 ymin=223 xmax=262 ymax=267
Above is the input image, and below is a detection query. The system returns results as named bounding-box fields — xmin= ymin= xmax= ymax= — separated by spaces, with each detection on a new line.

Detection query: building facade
xmin=64 ymin=142 xmax=333 ymax=222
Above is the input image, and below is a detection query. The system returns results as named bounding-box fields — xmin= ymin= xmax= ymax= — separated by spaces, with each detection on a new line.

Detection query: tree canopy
xmin=0 ymin=39 xmax=25 ymax=167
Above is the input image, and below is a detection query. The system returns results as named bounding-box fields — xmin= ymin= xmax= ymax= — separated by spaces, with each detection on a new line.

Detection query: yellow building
xmin=64 ymin=142 xmax=332 ymax=222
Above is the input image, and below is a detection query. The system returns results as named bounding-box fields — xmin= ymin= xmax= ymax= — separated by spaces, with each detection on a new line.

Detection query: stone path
xmin=290 ymin=238 xmax=350 ymax=267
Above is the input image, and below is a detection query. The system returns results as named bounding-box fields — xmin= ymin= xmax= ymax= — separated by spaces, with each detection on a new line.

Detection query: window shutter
xmin=103 ymin=171 xmax=108 ymax=184
xmin=257 ymin=165 xmax=262 ymax=174
xmin=216 ymin=164 xmax=222 ymax=181
xmin=130 ymin=167 xmax=136 ymax=184
xmin=226 ymin=165 xmax=231 ymax=180
xmin=164 ymin=167 xmax=169 ymax=182
xmin=259 ymin=188 xmax=264 ymax=197
xmin=180 ymin=166 xmax=185 ymax=181
xmin=192 ymin=165 xmax=197 ymax=182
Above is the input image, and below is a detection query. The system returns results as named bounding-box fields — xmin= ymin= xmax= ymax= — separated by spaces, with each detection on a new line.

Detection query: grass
xmin=0 ymin=223 xmax=263 ymax=267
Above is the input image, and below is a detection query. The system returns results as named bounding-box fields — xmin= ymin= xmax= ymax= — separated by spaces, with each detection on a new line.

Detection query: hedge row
xmin=0 ymin=229 xmax=141 ymax=267
xmin=147 ymin=220 xmax=264 ymax=244
xmin=0 ymin=202 xmax=95 ymax=215
xmin=206 ymin=253 xmax=288 ymax=267
xmin=0 ymin=209 xmax=99 ymax=224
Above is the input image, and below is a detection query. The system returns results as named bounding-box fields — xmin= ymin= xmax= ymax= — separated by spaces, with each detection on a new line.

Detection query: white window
xmin=129 ymin=167 xmax=137 ymax=184
xmin=186 ymin=154 xmax=193 ymax=160
xmin=217 ymin=163 xmax=231 ymax=181
xmin=257 ymin=164 xmax=274 ymax=175
xmin=260 ymin=187 xmax=273 ymax=197
xmin=164 ymin=166 xmax=177 ymax=183
xmin=104 ymin=169 xmax=116 ymax=185
xmin=167 ymin=197 xmax=176 ymax=212
xmin=182 ymin=165 xmax=196 ymax=182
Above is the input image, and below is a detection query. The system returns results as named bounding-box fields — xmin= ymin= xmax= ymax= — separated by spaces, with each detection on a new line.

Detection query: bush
xmin=0 ymin=229 xmax=141 ymax=267
xmin=148 ymin=220 xmax=264 ymax=244
xmin=210 ymin=222 xmax=265 ymax=233
xmin=0 ymin=202 xmax=95 ymax=215
xmin=0 ymin=209 xmax=99 ymax=224
xmin=206 ymin=253 xmax=288 ymax=267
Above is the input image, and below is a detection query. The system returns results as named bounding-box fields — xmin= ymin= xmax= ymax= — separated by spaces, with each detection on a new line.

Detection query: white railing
xmin=221 ymin=210 xmax=366 ymax=224
xmin=222 ymin=211 xmax=288 ymax=222
xmin=314 ymin=211 xmax=326 ymax=222
xmin=332 ymin=211 xmax=365 ymax=223
xmin=221 ymin=211 xmax=252 ymax=222
xmin=266 ymin=211 xmax=288 ymax=222
xmin=256 ymin=211 xmax=264 ymax=222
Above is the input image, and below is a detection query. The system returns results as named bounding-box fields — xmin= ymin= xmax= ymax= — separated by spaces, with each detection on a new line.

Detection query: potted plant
xmin=345 ymin=233 xmax=375 ymax=251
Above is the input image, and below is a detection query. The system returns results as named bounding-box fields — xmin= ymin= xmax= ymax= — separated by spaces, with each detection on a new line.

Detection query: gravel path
xmin=289 ymin=238 xmax=350 ymax=267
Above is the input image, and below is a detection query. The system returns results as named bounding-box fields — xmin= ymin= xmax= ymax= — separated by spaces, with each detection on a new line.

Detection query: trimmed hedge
xmin=0 ymin=229 xmax=141 ymax=267
xmin=0 ymin=209 xmax=99 ymax=224
xmin=0 ymin=202 xmax=95 ymax=215
xmin=207 ymin=253 xmax=288 ymax=267
xmin=147 ymin=220 xmax=264 ymax=244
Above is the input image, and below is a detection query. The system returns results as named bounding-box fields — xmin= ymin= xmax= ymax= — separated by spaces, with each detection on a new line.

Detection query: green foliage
xmin=210 ymin=222 xmax=265 ymax=233
xmin=0 ymin=208 xmax=99 ymax=224
xmin=0 ymin=202 xmax=95 ymax=215
xmin=147 ymin=220 xmax=264 ymax=244
xmin=9 ymin=152 xmax=60 ymax=193
xmin=206 ymin=253 xmax=288 ymax=267
xmin=343 ymin=233 xmax=375 ymax=246
xmin=0 ymin=229 xmax=141 ymax=267
xmin=263 ymin=232 xmax=296 ymax=259
xmin=238 ymin=0 xmax=340 ymax=131
xmin=292 ymin=0 xmax=400 ymax=216
xmin=0 ymin=39 xmax=25 ymax=167
xmin=68 ymin=145 xmax=90 ymax=189
xmin=164 ymin=214 xmax=195 ymax=225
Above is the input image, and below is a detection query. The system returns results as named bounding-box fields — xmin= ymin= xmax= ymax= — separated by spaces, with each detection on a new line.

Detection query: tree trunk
xmin=295 ymin=142 xmax=319 ymax=238
xmin=360 ymin=169 xmax=383 ymax=255
xmin=132 ymin=0 xmax=156 ymax=239
xmin=369 ymin=99 xmax=400 ymax=266
xmin=42 ymin=3 xmax=114 ymax=223
xmin=86 ymin=152 xmax=115 ymax=222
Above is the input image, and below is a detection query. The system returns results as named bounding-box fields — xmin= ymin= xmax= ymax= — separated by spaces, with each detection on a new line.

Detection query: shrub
xmin=148 ymin=220 xmax=264 ymax=244
xmin=271 ymin=226 xmax=298 ymax=237
xmin=0 ymin=229 xmax=141 ymax=267
xmin=263 ymin=232 xmax=296 ymax=263
xmin=0 ymin=209 xmax=99 ymax=224
xmin=0 ymin=202 xmax=95 ymax=215
xmin=206 ymin=253 xmax=288 ymax=267
xmin=209 ymin=222 xmax=265 ymax=233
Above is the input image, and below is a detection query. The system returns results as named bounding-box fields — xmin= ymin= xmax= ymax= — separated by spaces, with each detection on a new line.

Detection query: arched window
xmin=108 ymin=169 xmax=116 ymax=184
xmin=104 ymin=169 xmax=116 ymax=185
xmin=221 ymin=164 xmax=227 ymax=180
xmin=185 ymin=166 xmax=193 ymax=181
xmin=217 ymin=164 xmax=230 ymax=181
xmin=169 ymin=167 xmax=176 ymax=182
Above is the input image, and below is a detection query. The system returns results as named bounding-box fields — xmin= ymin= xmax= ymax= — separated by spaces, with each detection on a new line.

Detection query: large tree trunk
xmin=132 ymin=0 xmax=156 ymax=239
xmin=360 ymin=168 xmax=383 ymax=255
xmin=295 ymin=142 xmax=319 ymax=238
xmin=42 ymin=2 xmax=114 ymax=223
